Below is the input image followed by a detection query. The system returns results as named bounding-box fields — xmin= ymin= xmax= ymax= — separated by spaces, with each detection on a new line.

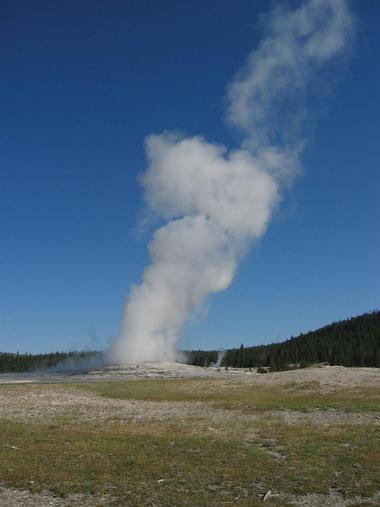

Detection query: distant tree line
xmin=185 ymin=310 xmax=380 ymax=370
xmin=0 ymin=350 xmax=99 ymax=374
xmin=1 ymin=311 xmax=379 ymax=373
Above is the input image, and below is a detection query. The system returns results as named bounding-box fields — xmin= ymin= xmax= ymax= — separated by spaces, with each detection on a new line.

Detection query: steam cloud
xmin=108 ymin=0 xmax=354 ymax=363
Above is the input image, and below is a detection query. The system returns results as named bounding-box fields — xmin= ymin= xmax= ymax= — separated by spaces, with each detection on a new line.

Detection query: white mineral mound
xmin=0 ymin=361 xmax=226 ymax=384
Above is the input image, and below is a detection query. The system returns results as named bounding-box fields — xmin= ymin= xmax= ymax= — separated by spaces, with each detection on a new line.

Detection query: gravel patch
xmin=0 ymin=384 xmax=243 ymax=432
xmin=242 ymin=366 xmax=380 ymax=393
xmin=268 ymin=409 xmax=380 ymax=426
xmin=286 ymin=490 xmax=380 ymax=506
xmin=0 ymin=485 xmax=117 ymax=507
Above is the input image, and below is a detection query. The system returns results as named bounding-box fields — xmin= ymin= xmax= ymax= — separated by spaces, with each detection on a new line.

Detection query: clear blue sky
xmin=1 ymin=0 xmax=379 ymax=354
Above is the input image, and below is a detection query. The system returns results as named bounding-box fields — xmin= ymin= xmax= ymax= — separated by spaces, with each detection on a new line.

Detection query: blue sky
xmin=1 ymin=0 xmax=379 ymax=354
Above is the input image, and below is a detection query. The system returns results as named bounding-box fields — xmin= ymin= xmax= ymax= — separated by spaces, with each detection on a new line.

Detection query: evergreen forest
xmin=1 ymin=310 xmax=379 ymax=373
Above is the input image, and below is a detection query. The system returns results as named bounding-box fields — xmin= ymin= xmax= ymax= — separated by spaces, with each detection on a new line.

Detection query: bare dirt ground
xmin=0 ymin=361 xmax=223 ymax=385
xmin=1 ymin=364 xmax=379 ymax=506
xmin=0 ymin=365 xmax=379 ymax=427
xmin=0 ymin=485 xmax=118 ymax=507
xmin=239 ymin=365 xmax=380 ymax=393
xmin=0 ymin=486 xmax=378 ymax=507
xmin=1 ymin=362 xmax=378 ymax=391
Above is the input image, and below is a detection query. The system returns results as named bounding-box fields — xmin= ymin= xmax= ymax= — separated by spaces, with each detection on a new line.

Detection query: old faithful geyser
xmin=108 ymin=0 xmax=354 ymax=363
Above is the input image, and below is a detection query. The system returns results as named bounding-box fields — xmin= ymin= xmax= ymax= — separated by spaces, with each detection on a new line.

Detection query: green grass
xmin=0 ymin=418 xmax=284 ymax=506
xmin=78 ymin=378 xmax=380 ymax=412
xmin=1 ymin=416 xmax=379 ymax=505
xmin=257 ymin=420 xmax=380 ymax=497
xmin=1 ymin=378 xmax=380 ymax=506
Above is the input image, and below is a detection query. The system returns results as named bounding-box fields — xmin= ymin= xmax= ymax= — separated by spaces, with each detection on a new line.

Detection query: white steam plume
xmin=108 ymin=0 xmax=354 ymax=363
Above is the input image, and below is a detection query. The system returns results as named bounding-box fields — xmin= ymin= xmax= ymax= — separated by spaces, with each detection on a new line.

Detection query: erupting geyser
xmin=108 ymin=0 xmax=354 ymax=364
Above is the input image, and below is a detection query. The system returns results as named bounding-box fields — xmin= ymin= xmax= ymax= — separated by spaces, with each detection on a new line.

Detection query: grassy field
xmin=81 ymin=378 xmax=380 ymax=412
xmin=1 ymin=374 xmax=380 ymax=506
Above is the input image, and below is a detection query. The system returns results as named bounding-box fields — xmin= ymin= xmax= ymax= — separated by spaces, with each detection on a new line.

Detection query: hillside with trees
xmin=187 ymin=310 xmax=380 ymax=369
xmin=1 ymin=311 xmax=379 ymax=373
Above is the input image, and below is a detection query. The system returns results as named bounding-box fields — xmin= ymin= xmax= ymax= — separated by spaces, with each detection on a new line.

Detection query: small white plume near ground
xmin=108 ymin=0 xmax=354 ymax=364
